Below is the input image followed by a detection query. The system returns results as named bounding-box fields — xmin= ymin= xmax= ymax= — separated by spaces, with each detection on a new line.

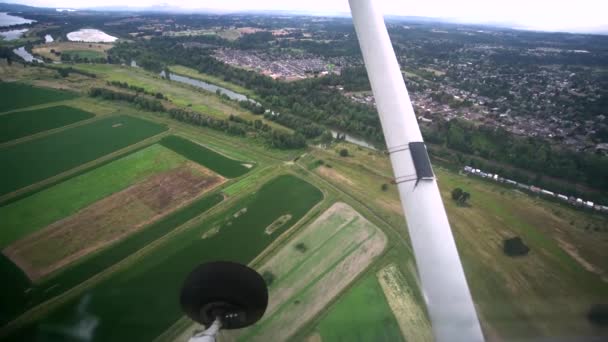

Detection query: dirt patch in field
xmin=233 ymin=202 xmax=387 ymax=341
xmin=4 ymin=163 xmax=224 ymax=281
xmin=306 ymin=332 xmax=322 ymax=342
xmin=556 ymin=238 xmax=608 ymax=283
xmin=201 ymin=226 xmax=220 ymax=239
xmin=265 ymin=214 xmax=292 ymax=235
xmin=377 ymin=263 xmax=432 ymax=342
xmin=316 ymin=165 xmax=354 ymax=186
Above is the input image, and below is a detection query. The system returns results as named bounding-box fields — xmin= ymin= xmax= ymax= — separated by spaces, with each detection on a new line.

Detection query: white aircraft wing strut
xmin=348 ymin=1 xmax=485 ymax=341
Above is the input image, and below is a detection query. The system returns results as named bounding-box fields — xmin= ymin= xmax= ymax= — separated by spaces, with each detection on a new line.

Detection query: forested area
xmin=425 ymin=119 xmax=608 ymax=200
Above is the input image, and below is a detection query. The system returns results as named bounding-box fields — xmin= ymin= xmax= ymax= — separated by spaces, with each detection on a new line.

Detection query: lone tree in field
xmin=381 ymin=183 xmax=389 ymax=191
xmin=295 ymin=242 xmax=308 ymax=253
xmin=451 ymin=187 xmax=471 ymax=206
xmin=262 ymin=271 xmax=275 ymax=286
xmin=503 ymin=237 xmax=530 ymax=257
xmin=339 ymin=148 xmax=349 ymax=157
xmin=588 ymin=304 xmax=608 ymax=327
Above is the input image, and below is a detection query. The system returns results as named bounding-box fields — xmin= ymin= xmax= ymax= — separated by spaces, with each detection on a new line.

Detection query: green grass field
xmin=307 ymin=144 xmax=608 ymax=340
xmin=3 ymin=175 xmax=322 ymax=342
xmin=0 ymin=193 xmax=223 ymax=327
xmin=160 ymin=135 xmax=251 ymax=178
xmin=0 ymin=83 xmax=77 ymax=113
xmin=0 ymin=105 xmax=94 ymax=143
xmin=0 ymin=115 xmax=167 ymax=197
xmin=62 ymin=50 xmax=105 ymax=60
xmin=313 ymin=275 xmax=404 ymax=342
xmin=0 ymin=144 xmax=188 ymax=248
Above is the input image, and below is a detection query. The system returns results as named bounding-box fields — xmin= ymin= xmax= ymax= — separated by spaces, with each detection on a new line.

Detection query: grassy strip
xmin=312 ymin=275 xmax=404 ymax=342
xmin=0 ymin=105 xmax=94 ymax=143
xmin=0 ymin=193 xmax=223 ymax=327
xmin=0 ymin=115 xmax=167 ymax=197
xmin=160 ymin=135 xmax=250 ymax=178
xmin=0 ymin=82 xmax=77 ymax=113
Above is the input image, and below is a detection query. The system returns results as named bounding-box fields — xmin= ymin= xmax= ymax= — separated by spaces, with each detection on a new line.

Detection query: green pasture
xmin=0 ymin=82 xmax=77 ymax=113
xmin=0 ymin=105 xmax=94 ymax=143
xmin=160 ymin=135 xmax=250 ymax=178
xmin=313 ymin=275 xmax=403 ymax=342
xmin=0 ymin=144 xmax=187 ymax=248
xmin=0 ymin=115 xmax=167 ymax=197
xmin=4 ymin=175 xmax=322 ymax=341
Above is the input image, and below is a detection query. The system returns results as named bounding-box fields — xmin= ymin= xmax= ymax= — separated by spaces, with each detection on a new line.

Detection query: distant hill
xmin=0 ymin=2 xmax=56 ymax=13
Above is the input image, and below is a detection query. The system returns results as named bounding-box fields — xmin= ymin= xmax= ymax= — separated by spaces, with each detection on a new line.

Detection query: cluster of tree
xmin=503 ymin=237 xmax=530 ymax=257
xmin=36 ymin=64 xmax=97 ymax=78
xmin=263 ymin=112 xmax=325 ymax=138
xmin=89 ymin=87 xmax=165 ymax=112
xmin=426 ymin=119 xmax=608 ymax=196
xmin=451 ymin=187 xmax=471 ymax=206
xmin=107 ymin=81 xmax=167 ymax=99
xmin=60 ymin=54 xmax=105 ymax=64
xmin=0 ymin=46 xmax=16 ymax=65
xmin=170 ymin=108 xmax=247 ymax=136
xmin=238 ymin=100 xmax=265 ymax=114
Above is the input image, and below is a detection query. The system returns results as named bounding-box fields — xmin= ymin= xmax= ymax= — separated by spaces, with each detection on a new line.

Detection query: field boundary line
xmin=0 ymin=114 xmax=108 ymax=149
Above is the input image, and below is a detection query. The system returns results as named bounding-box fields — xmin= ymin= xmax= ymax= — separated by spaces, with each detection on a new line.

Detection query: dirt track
xmin=4 ymin=163 xmax=224 ymax=281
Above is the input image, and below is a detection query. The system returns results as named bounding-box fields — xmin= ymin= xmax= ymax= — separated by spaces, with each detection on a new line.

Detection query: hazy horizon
xmin=2 ymin=0 xmax=608 ymax=34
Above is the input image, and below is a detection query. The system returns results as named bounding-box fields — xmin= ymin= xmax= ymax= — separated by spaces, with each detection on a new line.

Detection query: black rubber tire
xmin=179 ymin=261 xmax=268 ymax=329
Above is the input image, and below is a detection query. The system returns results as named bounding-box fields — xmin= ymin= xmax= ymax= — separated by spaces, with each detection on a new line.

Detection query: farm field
xmin=2 ymin=175 xmax=323 ymax=341
xmin=0 ymin=115 xmax=167 ymax=197
xmin=0 ymin=193 xmax=223 ymax=327
xmin=309 ymin=274 xmax=404 ymax=342
xmin=4 ymin=161 xmax=224 ymax=281
xmin=0 ymin=105 xmax=94 ymax=144
xmin=306 ymin=145 xmax=608 ymax=340
xmin=235 ymin=202 xmax=387 ymax=342
xmin=160 ymin=135 xmax=251 ymax=178
xmin=32 ymin=42 xmax=113 ymax=62
xmin=0 ymin=144 xmax=189 ymax=247
xmin=0 ymin=82 xmax=77 ymax=112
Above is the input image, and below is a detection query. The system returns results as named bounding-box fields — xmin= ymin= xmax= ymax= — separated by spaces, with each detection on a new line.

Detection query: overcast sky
xmin=6 ymin=0 xmax=608 ymax=33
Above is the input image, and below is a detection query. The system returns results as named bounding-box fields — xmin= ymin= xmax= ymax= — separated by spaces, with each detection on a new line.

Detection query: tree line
xmin=169 ymin=108 xmax=306 ymax=149
xmin=425 ymin=119 xmax=608 ymax=197
xmin=89 ymin=87 xmax=165 ymax=112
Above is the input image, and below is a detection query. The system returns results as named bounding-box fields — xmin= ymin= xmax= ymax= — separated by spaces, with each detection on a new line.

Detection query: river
xmin=161 ymin=70 xmax=257 ymax=104
xmin=0 ymin=12 xmax=35 ymax=27
xmin=331 ymin=130 xmax=378 ymax=150
xmin=13 ymin=46 xmax=42 ymax=63
xmin=0 ymin=28 xmax=27 ymax=40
